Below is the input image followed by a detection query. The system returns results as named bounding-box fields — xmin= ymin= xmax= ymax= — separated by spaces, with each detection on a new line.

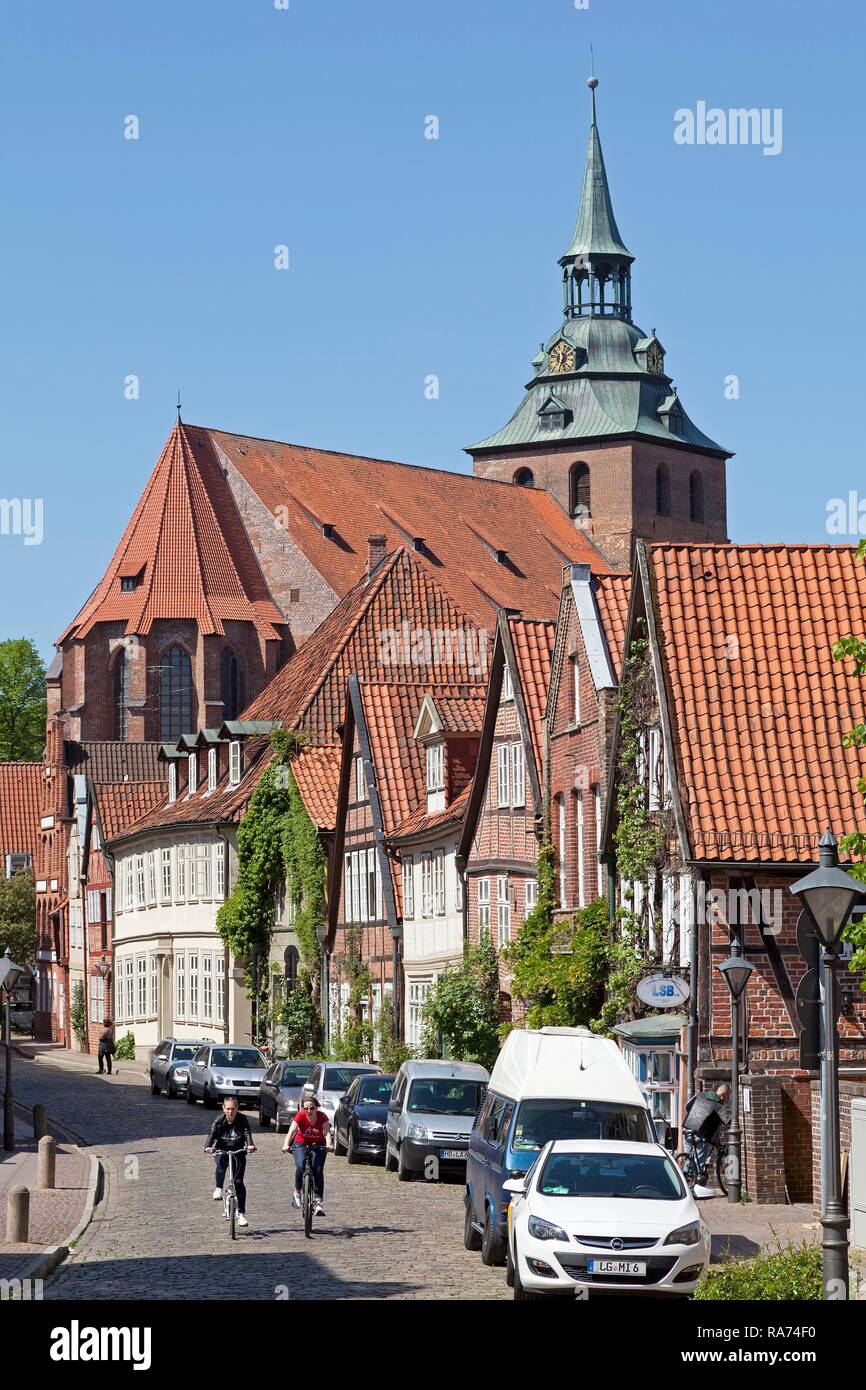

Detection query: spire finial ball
xmin=587 ymin=76 xmax=599 ymax=90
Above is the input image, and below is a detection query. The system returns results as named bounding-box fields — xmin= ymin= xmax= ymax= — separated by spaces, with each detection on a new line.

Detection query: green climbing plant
xmin=329 ymin=925 xmax=374 ymax=1061
xmin=832 ymin=547 xmax=866 ymax=983
xmin=421 ymin=930 xmax=501 ymax=1071
xmin=70 ymin=980 xmax=88 ymax=1048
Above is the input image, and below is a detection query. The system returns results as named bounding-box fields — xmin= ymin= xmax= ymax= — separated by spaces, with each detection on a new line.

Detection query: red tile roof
xmin=391 ymin=782 xmax=472 ymax=841
xmin=0 ymin=762 xmax=43 ymax=862
xmin=595 ymin=573 xmax=631 ymax=676
xmin=649 ymin=543 xmax=866 ymax=863
xmin=58 ymin=423 xmax=284 ymax=644
xmin=428 ymin=694 xmax=485 ymax=734
xmin=290 ymin=745 xmax=341 ymax=831
xmin=508 ymin=617 xmax=556 ymax=775
xmin=95 ymin=782 xmax=167 ymax=841
xmin=201 ymin=426 xmax=613 ymax=628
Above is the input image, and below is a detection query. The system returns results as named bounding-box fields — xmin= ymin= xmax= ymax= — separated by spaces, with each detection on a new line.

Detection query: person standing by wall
xmin=97 ymin=1017 xmax=115 ymax=1075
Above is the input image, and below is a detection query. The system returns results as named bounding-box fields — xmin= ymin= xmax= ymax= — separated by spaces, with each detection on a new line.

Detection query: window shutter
xmin=497 ymin=744 xmax=510 ymax=808
xmin=511 ymin=742 xmax=525 ymax=807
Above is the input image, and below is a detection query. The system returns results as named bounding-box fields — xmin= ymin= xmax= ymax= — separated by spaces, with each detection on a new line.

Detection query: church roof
xmin=58 ymin=422 xmax=285 ymax=644
xmin=199 ymin=426 xmax=612 ymax=627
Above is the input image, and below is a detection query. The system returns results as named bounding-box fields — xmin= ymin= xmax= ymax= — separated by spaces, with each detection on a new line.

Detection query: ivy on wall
xmin=216 ymin=730 xmax=326 ymax=1048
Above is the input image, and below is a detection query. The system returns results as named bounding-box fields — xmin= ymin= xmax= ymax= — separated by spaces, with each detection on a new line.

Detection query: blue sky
xmin=2 ymin=0 xmax=865 ymax=660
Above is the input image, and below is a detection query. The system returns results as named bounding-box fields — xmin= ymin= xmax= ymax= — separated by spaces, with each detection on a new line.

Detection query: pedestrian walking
xmin=97 ymin=1018 xmax=116 ymax=1075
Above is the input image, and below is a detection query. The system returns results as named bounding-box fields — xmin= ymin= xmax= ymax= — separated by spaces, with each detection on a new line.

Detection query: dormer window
xmin=426 ymin=743 xmax=444 ymax=794
xmin=208 ymin=747 xmax=218 ymax=793
xmin=187 ymin=753 xmax=197 ymax=796
xmin=229 ymin=740 xmax=242 ymax=786
xmin=168 ymin=762 xmax=177 ymax=805
xmin=120 ymin=571 xmax=142 ymax=593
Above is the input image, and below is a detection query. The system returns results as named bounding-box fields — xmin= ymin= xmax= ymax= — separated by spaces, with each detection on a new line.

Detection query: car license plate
xmin=439 ymin=1148 xmax=465 ymax=1160
xmin=587 ymin=1258 xmax=646 ymax=1276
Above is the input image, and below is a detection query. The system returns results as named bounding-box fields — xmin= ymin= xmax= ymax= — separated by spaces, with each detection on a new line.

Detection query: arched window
xmin=689 ymin=470 xmax=704 ymax=522
xmin=221 ymin=648 xmax=244 ymax=721
xmin=284 ymin=946 xmax=299 ymax=994
xmin=570 ymin=462 xmax=590 ymax=518
xmin=113 ymin=649 xmax=129 ymax=740
xmin=513 ymin=467 xmax=534 ymax=488
xmin=160 ymin=646 xmax=192 ymax=740
xmin=656 ymin=464 xmax=671 ymax=517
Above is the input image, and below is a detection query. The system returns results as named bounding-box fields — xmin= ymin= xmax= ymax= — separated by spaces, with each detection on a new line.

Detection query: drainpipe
xmin=687 ymin=872 xmax=699 ymax=1102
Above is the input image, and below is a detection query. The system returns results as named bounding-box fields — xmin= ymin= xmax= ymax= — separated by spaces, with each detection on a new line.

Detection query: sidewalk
xmin=12 ymin=1039 xmax=146 ymax=1084
xmin=0 ymin=1113 xmax=98 ymax=1288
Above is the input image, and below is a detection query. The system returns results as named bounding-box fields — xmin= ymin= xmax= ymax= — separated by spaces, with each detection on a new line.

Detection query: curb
xmin=12 ymin=1043 xmax=146 ymax=1082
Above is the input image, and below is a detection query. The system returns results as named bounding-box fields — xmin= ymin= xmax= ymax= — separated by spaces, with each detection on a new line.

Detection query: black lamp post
xmin=717 ymin=938 xmax=753 ymax=1204
xmin=1 ymin=948 xmax=25 ymax=1152
xmin=791 ymin=829 xmax=864 ymax=1301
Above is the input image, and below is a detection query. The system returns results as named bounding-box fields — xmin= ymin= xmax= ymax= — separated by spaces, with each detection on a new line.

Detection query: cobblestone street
xmin=8 ymin=1056 xmax=509 ymax=1301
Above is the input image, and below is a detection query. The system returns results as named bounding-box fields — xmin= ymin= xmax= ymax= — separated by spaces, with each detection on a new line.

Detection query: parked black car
xmin=259 ymin=1059 xmax=322 ymax=1132
xmin=332 ymin=1073 xmax=396 ymax=1163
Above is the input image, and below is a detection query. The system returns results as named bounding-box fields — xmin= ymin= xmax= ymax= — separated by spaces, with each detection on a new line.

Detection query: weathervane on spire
xmin=588 ymin=47 xmax=598 ymax=123
xmin=176 ymin=389 xmax=182 ymax=423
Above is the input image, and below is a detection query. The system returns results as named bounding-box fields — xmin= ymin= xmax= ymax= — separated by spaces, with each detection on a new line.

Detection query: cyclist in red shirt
xmin=283 ymin=1094 xmax=330 ymax=1215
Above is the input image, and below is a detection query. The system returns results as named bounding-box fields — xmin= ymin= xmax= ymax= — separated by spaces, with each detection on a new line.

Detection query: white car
xmin=505 ymin=1139 xmax=711 ymax=1299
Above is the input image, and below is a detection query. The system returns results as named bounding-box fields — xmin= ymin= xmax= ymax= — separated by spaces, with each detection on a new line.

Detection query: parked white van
xmin=465 ymin=1027 xmax=655 ymax=1266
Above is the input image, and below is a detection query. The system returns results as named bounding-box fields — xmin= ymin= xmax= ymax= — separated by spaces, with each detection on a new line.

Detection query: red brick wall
xmin=741 ymin=1073 xmax=787 ymax=1203
xmin=810 ymin=1076 xmax=866 ymax=1218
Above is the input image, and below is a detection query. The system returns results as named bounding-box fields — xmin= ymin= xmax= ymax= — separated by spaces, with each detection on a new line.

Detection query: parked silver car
xmin=385 ymin=1059 xmax=489 ymax=1181
xmin=185 ymin=1043 xmax=268 ymax=1108
xmin=259 ymin=1059 xmax=322 ymax=1131
xmin=150 ymin=1037 xmax=215 ymax=1097
xmin=301 ymin=1061 xmax=382 ymax=1135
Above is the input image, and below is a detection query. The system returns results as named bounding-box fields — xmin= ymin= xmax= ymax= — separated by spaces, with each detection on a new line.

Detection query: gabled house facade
xmin=602 ymin=541 xmax=866 ymax=1201
xmin=460 ymin=614 xmax=556 ymax=1020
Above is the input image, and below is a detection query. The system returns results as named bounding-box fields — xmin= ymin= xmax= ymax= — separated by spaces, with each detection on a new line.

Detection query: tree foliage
xmin=0 ymin=870 xmax=36 ymax=967
xmin=421 ymin=930 xmax=501 ymax=1070
xmin=0 ymin=638 xmax=46 ymax=762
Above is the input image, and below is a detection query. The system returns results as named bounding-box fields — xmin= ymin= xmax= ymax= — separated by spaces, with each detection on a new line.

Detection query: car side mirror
xmin=502 ymin=1177 xmax=526 ymax=1195
xmin=339 ymin=1094 xmax=350 ymax=1105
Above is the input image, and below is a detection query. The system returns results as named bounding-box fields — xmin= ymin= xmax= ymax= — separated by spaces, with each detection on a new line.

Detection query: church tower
xmin=466 ymin=77 xmax=730 ymax=570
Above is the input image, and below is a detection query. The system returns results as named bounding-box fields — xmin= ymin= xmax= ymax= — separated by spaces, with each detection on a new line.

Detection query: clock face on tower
xmin=647 ymin=343 xmax=664 ymax=375
xmin=548 ymin=340 xmax=576 ymax=375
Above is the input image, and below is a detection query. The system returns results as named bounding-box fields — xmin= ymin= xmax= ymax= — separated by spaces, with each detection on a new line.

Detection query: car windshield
xmin=538 ymin=1152 xmax=685 ymax=1201
xmin=512 ymin=1100 xmax=653 ymax=1152
xmin=324 ymin=1067 xmax=374 ymax=1090
xmin=281 ymin=1064 xmax=314 ymax=1087
xmin=407 ymin=1079 xmax=485 ymax=1116
xmin=171 ymin=1046 xmax=199 ymax=1062
xmin=356 ymin=1078 xmax=394 ymax=1105
xmin=211 ymin=1049 xmax=265 ymax=1069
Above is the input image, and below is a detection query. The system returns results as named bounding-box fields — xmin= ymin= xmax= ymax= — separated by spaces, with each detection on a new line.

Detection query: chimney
xmin=367 ymin=534 xmax=387 ymax=579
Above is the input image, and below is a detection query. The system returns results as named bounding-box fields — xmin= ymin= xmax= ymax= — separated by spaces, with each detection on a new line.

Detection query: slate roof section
xmin=0 ymin=762 xmax=43 ymax=861
xmin=64 ymin=742 xmax=164 ymax=784
xmin=648 ymin=543 xmax=866 ymax=863
xmin=58 ymin=423 xmax=284 ymax=644
xmin=200 ymin=425 xmax=613 ymax=627
xmin=508 ymin=617 xmax=556 ymax=776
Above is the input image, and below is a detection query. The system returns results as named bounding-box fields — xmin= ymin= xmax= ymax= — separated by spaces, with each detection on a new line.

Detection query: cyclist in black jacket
xmin=205 ymin=1096 xmax=256 ymax=1227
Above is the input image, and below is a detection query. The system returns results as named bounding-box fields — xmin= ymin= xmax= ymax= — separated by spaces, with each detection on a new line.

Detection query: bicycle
xmin=675 ymin=1126 xmax=729 ymax=1196
xmin=206 ymin=1145 xmax=250 ymax=1240
xmin=298 ymin=1143 xmax=325 ymax=1239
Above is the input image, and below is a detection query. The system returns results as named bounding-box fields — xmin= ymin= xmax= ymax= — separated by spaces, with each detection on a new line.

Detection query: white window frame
xmin=215 ymin=843 xmax=226 ymax=900
xmin=426 ymin=742 xmax=444 ymax=794
xmin=572 ymin=653 xmax=581 ymax=725
xmin=176 ymin=845 xmax=186 ymax=902
xmin=198 ymin=843 xmax=211 ymax=899
xmin=526 ymin=878 xmax=537 ymax=912
xmin=147 ymin=851 xmax=157 ymax=906
xmin=149 ymin=954 xmax=159 ymax=1018
xmin=433 ymin=848 xmax=446 ymax=915
xmin=215 ymin=956 xmax=225 ymax=1025
xmin=137 ymin=956 xmax=147 ymax=1019
xmin=577 ymin=792 xmax=585 ymax=908
xmin=161 ymin=847 xmax=172 ymax=903
xmin=558 ymin=797 xmax=567 ymax=909
xmin=189 ymin=954 xmax=199 ymax=1019
xmin=124 ymin=958 xmax=134 ymax=1020
xmin=455 ymin=864 xmax=463 ymax=911
xmin=229 ymin=741 xmax=242 ymax=786
xmin=497 ymin=743 xmax=510 ymax=808
xmin=187 ymin=752 xmax=197 ymax=797
xmin=135 ymin=855 xmax=146 ymax=909
xmin=477 ymin=877 xmax=490 ymax=933
xmin=355 ymin=756 xmax=366 ymax=803
xmin=408 ymin=977 xmax=432 ymax=1048
xmin=497 ymin=876 xmax=511 ymax=947
xmin=421 ymin=852 xmax=434 ymax=918
xmin=501 ymin=662 xmax=513 ymax=701
xmin=343 ymin=852 xmax=353 ymax=923
xmin=202 ymin=956 xmax=212 ymax=1021
xmin=402 ymin=856 xmax=415 ymax=920
xmin=168 ymin=762 xmax=177 ymax=804
xmin=175 ymin=954 xmax=185 ymax=1020
xmin=662 ymin=875 xmax=676 ymax=963
xmin=208 ymin=747 xmax=218 ymax=793
xmin=511 ymin=741 xmax=525 ymax=808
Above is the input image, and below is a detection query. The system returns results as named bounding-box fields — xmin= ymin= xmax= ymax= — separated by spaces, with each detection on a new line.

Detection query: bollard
xmin=37 ymin=1135 xmax=56 ymax=1190
xmin=32 ymin=1104 xmax=48 ymax=1141
xmin=6 ymin=1185 xmax=29 ymax=1243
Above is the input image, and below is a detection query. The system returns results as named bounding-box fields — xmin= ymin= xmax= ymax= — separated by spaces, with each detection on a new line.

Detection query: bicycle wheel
xmin=716 ymin=1145 xmax=729 ymax=1197
xmin=228 ymin=1191 xmax=237 ymax=1241
xmin=675 ymin=1151 xmax=696 ymax=1189
xmin=303 ymin=1169 xmax=314 ymax=1239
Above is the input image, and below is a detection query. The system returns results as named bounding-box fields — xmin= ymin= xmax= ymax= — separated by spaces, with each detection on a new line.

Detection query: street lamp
xmin=791 ymin=829 xmax=864 ymax=1301
xmin=717 ymin=938 xmax=753 ymax=1204
xmin=1 ymin=948 xmax=25 ymax=1152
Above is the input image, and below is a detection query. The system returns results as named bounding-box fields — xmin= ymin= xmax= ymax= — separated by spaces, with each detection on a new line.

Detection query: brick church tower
xmin=466 ymin=78 xmax=731 ymax=570
xmin=53 ymin=420 xmax=288 ymax=742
